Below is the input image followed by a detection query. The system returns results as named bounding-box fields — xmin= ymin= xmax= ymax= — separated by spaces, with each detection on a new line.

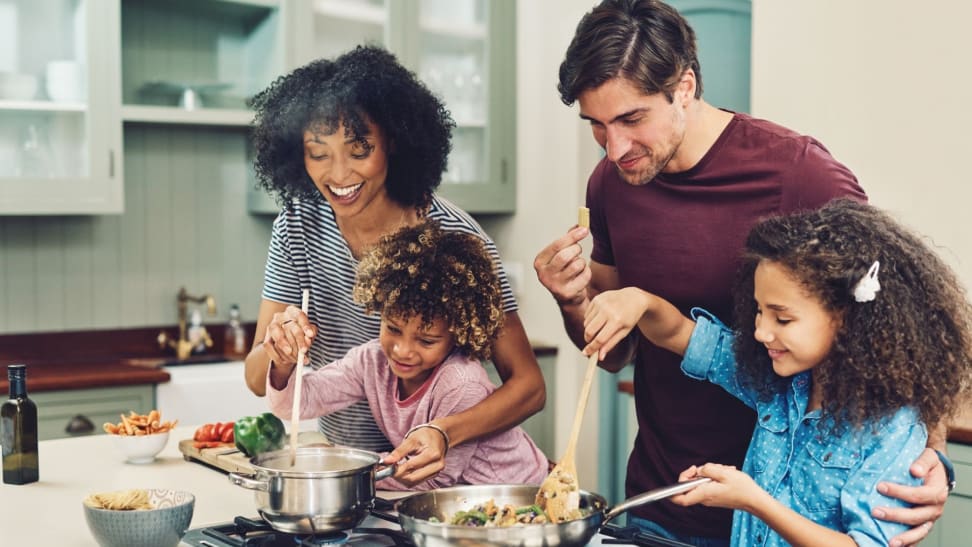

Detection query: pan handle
xmin=603 ymin=477 xmax=711 ymax=522
xmin=228 ymin=472 xmax=270 ymax=492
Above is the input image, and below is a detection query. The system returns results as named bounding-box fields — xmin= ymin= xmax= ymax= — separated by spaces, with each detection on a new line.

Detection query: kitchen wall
xmin=0 ymin=125 xmax=273 ymax=333
xmin=750 ymin=0 xmax=972 ymax=290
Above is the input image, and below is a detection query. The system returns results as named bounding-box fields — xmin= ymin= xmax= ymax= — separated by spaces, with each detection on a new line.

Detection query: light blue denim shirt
xmin=681 ymin=309 xmax=926 ymax=547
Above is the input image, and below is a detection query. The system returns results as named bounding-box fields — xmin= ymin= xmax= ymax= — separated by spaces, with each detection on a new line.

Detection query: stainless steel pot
xmin=227 ymin=445 xmax=395 ymax=534
xmin=394 ymin=479 xmax=709 ymax=546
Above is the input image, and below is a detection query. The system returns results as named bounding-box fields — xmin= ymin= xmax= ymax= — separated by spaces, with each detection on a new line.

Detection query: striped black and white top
xmin=262 ymin=193 xmax=517 ymax=452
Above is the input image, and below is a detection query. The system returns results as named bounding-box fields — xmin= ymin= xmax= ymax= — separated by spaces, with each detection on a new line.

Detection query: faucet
xmin=158 ymin=287 xmax=217 ymax=361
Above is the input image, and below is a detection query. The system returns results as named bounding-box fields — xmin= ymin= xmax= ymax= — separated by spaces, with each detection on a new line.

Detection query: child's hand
xmin=670 ymin=463 xmax=763 ymax=511
xmin=583 ymin=287 xmax=650 ymax=359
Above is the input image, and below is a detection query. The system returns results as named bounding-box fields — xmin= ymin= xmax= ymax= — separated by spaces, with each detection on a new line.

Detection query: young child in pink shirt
xmin=266 ymin=221 xmax=549 ymax=490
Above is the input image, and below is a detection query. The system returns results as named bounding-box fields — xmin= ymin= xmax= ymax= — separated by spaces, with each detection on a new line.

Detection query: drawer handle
xmin=65 ymin=414 xmax=95 ymax=435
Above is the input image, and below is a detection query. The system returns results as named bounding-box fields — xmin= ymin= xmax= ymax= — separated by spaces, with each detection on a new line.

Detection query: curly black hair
xmin=249 ymin=45 xmax=454 ymax=211
xmin=352 ymin=221 xmax=505 ymax=361
xmin=732 ymin=199 xmax=972 ymax=431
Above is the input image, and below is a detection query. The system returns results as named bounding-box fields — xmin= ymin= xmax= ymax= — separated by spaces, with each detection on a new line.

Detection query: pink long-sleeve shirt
xmin=266 ymin=339 xmax=549 ymax=490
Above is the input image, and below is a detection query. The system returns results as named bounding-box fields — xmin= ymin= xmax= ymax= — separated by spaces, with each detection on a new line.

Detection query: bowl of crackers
xmin=103 ymin=410 xmax=178 ymax=464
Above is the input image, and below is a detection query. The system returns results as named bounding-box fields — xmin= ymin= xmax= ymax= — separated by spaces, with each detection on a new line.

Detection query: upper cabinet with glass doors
xmin=0 ymin=0 xmax=123 ymax=214
xmin=272 ymin=0 xmax=516 ymax=214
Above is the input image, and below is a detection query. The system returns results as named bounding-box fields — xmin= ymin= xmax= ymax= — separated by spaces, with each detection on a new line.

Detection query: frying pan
xmin=392 ymin=479 xmax=709 ymax=546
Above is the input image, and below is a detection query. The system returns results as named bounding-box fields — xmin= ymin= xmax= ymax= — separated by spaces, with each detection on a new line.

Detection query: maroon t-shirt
xmin=588 ymin=112 xmax=866 ymax=538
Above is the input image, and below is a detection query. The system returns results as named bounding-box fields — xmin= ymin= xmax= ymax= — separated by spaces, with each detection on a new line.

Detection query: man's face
xmin=577 ymin=78 xmax=686 ymax=186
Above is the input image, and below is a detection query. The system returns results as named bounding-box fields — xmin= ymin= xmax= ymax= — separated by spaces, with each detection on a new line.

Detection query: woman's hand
xmin=670 ymin=463 xmax=764 ymax=512
xmin=873 ymin=447 xmax=948 ymax=547
xmin=381 ymin=426 xmax=447 ymax=486
xmin=263 ymin=305 xmax=317 ymax=372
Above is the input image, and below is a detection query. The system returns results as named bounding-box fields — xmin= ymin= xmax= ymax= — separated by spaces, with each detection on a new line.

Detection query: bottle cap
xmin=7 ymin=363 xmax=26 ymax=380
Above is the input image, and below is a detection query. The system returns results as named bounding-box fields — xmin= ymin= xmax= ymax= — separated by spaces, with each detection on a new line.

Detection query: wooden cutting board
xmin=179 ymin=439 xmax=253 ymax=474
xmin=178 ymin=431 xmax=331 ymax=474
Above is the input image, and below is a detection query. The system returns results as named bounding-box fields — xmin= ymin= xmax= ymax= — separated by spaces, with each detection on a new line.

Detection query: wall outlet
xmin=504 ymin=261 xmax=524 ymax=297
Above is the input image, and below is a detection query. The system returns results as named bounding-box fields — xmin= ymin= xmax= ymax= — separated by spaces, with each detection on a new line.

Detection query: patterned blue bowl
xmin=83 ymin=488 xmax=194 ymax=547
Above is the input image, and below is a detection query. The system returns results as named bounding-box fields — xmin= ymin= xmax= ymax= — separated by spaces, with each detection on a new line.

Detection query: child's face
xmin=379 ymin=313 xmax=456 ymax=392
xmin=752 ymin=261 xmax=840 ymax=378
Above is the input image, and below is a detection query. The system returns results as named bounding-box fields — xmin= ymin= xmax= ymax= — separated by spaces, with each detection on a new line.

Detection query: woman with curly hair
xmin=579 ymin=199 xmax=972 ymax=546
xmin=243 ymin=45 xmax=545 ymax=485
xmin=265 ymin=222 xmax=549 ymax=489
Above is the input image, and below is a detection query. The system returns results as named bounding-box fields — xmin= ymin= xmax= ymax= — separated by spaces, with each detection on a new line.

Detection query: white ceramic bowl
xmin=112 ymin=430 xmax=170 ymax=464
xmin=0 ymin=72 xmax=39 ymax=100
xmin=83 ymin=488 xmax=194 ymax=547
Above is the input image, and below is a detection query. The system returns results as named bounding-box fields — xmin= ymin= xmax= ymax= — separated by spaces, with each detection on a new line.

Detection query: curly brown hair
xmin=249 ymin=45 xmax=454 ymax=212
xmin=352 ymin=221 xmax=505 ymax=361
xmin=732 ymin=199 xmax=972 ymax=431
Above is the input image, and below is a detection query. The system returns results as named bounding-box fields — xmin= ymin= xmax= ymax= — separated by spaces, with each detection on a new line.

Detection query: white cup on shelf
xmin=45 ymin=60 xmax=85 ymax=103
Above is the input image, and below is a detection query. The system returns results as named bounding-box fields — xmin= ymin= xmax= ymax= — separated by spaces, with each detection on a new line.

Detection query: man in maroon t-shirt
xmin=534 ymin=1 xmax=949 ymax=545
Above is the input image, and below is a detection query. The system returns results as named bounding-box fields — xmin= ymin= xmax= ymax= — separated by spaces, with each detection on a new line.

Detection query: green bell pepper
xmin=234 ymin=412 xmax=286 ymax=457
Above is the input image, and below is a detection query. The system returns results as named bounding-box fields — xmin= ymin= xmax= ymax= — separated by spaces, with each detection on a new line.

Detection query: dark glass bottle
xmin=1 ymin=364 xmax=39 ymax=485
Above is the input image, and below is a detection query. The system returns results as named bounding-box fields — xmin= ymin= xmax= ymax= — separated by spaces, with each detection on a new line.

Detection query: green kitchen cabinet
xmin=32 ymin=384 xmax=155 ymax=441
xmin=923 ymin=442 xmax=972 ymax=546
xmin=247 ymin=0 xmax=517 ymax=215
xmin=0 ymin=0 xmax=123 ymax=214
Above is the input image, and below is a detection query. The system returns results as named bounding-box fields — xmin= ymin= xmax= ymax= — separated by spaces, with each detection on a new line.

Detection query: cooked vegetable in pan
xmin=446 ymin=499 xmax=561 ymax=526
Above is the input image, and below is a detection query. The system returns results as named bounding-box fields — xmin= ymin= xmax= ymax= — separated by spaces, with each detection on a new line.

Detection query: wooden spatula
xmin=289 ymin=288 xmax=310 ymax=467
xmin=537 ymin=352 xmax=599 ymax=522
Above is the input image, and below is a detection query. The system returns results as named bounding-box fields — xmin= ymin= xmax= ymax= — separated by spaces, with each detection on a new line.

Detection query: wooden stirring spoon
xmin=289 ymin=288 xmax=310 ymax=467
xmin=537 ymin=351 xmax=599 ymax=522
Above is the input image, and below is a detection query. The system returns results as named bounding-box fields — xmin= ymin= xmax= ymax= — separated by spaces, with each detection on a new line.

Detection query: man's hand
xmin=382 ymin=427 xmax=448 ymax=487
xmin=873 ymin=447 xmax=948 ymax=547
xmin=533 ymin=226 xmax=591 ymax=308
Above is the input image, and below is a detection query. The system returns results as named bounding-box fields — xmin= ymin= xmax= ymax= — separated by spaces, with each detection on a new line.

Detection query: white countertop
xmin=0 ymin=425 xmax=259 ymax=546
xmin=0 ymin=425 xmax=617 ymax=546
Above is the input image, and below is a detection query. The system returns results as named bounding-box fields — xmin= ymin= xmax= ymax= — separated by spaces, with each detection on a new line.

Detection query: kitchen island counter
xmin=0 ymin=425 xmax=618 ymax=546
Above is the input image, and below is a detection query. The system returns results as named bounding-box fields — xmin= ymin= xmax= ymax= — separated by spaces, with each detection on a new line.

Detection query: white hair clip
xmin=853 ymin=261 xmax=881 ymax=303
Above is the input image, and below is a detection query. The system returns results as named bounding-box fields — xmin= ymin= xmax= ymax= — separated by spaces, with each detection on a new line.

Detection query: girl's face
xmin=303 ymin=118 xmax=391 ymax=218
xmin=379 ymin=313 xmax=455 ymax=397
xmin=752 ymin=261 xmax=840 ymax=378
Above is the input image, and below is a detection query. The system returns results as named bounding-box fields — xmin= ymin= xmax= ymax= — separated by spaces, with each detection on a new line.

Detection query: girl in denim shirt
xmin=581 ymin=199 xmax=972 ymax=546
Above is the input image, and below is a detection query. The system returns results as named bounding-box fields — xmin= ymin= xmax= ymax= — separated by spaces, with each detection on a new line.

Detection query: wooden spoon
xmin=289 ymin=288 xmax=310 ymax=467
xmin=537 ymin=352 xmax=599 ymax=522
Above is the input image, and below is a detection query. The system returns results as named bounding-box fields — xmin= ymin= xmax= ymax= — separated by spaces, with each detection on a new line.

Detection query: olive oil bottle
xmin=1 ymin=364 xmax=39 ymax=485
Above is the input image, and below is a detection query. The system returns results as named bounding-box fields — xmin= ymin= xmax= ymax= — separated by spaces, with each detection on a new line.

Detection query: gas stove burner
xmin=182 ymin=515 xmax=414 ymax=547
xmin=598 ymin=522 xmax=695 ymax=547
xmin=292 ymin=530 xmax=348 ymax=546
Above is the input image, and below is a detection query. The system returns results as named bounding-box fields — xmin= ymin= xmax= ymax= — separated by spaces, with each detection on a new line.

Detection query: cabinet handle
xmin=65 ymin=414 xmax=95 ymax=435
xmin=109 ymin=149 xmax=115 ymax=178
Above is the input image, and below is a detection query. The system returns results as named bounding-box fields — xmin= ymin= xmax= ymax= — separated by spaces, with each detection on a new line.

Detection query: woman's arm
xmin=244 ymin=298 xmax=316 ymax=395
xmin=382 ymin=311 xmax=545 ymax=485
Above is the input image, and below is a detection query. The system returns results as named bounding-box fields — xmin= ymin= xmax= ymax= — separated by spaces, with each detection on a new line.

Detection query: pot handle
xmin=375 ymin=463 xmax=396 ymax=481
xmin=228 ymin=472 xmax=270 ymax=492
xmin=603 ymin=477 xmax=711 ymax=522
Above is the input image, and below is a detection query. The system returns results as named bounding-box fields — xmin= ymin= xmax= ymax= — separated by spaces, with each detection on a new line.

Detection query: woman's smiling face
xmin=302 ymin=118 xmax=391 ymax=217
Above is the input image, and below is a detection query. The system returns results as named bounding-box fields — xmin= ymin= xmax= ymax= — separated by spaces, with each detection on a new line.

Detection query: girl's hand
xmin=263 ymin=305 xmax=317 ymax=371
xmin=670 ymin=463 xmax=763 ymax=511
xmin=583 ymin=287 xmax=648 ymax=359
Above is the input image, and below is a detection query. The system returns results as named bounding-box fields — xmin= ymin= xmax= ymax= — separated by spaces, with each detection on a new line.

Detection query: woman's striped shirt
xmin=262 ymin=193 xmax=517 ymax=452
